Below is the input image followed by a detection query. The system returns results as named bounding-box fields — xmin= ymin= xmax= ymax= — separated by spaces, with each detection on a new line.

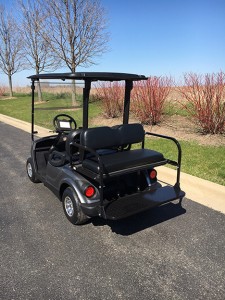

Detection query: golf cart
xmin=26 ymin=72 xmax=185 ymax=225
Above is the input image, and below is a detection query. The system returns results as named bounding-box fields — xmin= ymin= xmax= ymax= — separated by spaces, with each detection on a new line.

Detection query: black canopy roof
xmin=28 ymin=72 xmax=147 ymax=81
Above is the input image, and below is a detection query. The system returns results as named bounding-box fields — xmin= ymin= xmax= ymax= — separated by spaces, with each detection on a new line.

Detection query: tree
xmin=0 ymin=5 xmax=24 ymax=97
xmin=42 ymin=0 xmax=109 ymax=106
xmin=19 ymin=0 xmax=59 ymax=102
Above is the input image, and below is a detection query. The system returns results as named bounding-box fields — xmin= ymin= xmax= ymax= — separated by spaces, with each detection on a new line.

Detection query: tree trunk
xmin=8 ymin=74 xmax=13 ymax=97
xmin=37 ymin=81 xmax=43 ymax=102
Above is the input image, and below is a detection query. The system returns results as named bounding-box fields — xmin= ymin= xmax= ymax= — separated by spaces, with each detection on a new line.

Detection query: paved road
xmin=0 ymin=122 xmax=225 ymax=300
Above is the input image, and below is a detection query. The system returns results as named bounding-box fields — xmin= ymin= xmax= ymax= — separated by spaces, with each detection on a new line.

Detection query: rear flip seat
xmin=79 ymin=124 xmax=167 ymax=175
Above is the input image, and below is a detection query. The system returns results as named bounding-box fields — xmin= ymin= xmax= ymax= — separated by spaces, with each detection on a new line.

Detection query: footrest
xmin=104 ymin=186 xmax=185 ymax=220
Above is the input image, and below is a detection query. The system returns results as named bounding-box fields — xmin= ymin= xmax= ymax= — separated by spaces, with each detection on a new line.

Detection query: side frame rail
xmin=70 ymin=143 xmax=106 ymax=217
xmin=145 ymin=132 xmax=182 ymax=188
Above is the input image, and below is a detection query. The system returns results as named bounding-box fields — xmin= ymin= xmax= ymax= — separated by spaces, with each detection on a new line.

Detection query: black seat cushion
xmin=80 ymin=124 xmax=145 ymax=151
xmin=80 ymin=126 xmax=120 ymax=150
xmin=82 ymin=149 xmax=165 ymax=174
xmin=115 ymin=123 xmax=145 ymax=145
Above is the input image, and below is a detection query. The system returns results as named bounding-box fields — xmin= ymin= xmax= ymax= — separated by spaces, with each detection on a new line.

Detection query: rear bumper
xmin=80 ymin=202 xmax=100 ymax=217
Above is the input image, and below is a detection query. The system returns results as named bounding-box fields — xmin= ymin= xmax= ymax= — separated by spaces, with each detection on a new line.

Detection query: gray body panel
xmin=30 ymin=136 xmax=101 ymax=217
xmin=45 ymin=162 xmax=100 ymax=204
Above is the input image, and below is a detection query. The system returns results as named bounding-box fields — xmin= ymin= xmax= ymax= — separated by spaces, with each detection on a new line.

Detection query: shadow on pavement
xmin=91 ymin=201 xmax=186 ymax=236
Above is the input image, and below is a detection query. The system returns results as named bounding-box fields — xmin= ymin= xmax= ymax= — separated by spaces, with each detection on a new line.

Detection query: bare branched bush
xmin=178 ymin=72 xmax=225 ymax=134
xmin=132 ymin=76 xmax=173 ymax=125
xmin=95 ymin=82 xmax=124 ymax=118
xmin=0 ymin=85 xmax=6 ymax=97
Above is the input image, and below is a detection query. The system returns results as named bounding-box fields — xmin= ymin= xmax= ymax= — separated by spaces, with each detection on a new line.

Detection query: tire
xmin=26 ymin=157 xmax=41 ymax=183
xmin=62 ymin=187 xmax=89 ymax=225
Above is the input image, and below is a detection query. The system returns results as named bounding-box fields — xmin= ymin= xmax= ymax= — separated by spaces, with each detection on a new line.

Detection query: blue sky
xmin=0 ymin=0 xmax=225 ymax=86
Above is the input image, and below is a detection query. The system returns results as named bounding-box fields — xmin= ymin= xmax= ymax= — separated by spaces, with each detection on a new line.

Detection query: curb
xmin=156 ymin=166 xmax=225 ymax=214
xmin=1 ymin=113 xmax=225 ymax=214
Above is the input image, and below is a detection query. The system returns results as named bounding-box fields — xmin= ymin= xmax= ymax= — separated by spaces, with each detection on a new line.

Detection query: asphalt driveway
xmin=0 ymin=122 xmax=224 ymax=300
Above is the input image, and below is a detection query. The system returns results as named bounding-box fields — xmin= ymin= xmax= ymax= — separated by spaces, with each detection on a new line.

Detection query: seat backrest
xmin=80 ymin=124 xmax=144 ymax=151
xmin=65 ymin=129 xmax=83 ymax=155
xmin=80 ymin=126 xmax=120 ymax=150
xmin=116 ymin=123 xmax=145 ymax=145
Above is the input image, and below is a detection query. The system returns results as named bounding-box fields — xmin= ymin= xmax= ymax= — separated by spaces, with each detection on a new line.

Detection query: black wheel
xmin=26 ymin=158 xmax=41 ymax=183
xmin=62 ymin=187 xmax=89 ymax=225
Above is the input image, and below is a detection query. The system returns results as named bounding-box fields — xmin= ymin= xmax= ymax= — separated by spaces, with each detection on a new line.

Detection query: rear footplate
xmin=104 ymin=186 xmax=185 ymax=220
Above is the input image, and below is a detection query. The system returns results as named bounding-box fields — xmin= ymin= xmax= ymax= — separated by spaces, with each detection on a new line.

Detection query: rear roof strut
xmin=123 ymin=80 xmax=133 ymax=124
xmin=83 ymin=79 xmax=91 ymax=129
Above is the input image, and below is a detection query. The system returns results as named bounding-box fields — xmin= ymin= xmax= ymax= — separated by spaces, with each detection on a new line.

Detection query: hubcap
xmin=64 ymin=196 xmax=74 ymax=217
xmin=27 ymin=163 xmax=33 ymax=178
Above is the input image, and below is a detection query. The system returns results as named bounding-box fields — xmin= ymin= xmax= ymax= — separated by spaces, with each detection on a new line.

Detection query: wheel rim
xmin=27 ymin=163 xmax=33 ymax=178
xmin=64 ymin=196 xmax=74 ymax=217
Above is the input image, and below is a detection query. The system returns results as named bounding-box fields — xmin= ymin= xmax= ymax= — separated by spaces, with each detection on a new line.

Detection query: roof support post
xmin=31 ymin=80 xmax=35 ymax=141
xmin=123 ymin=80 xmax=133 ymax=124
xmin=83 ymin=79 xmax=91 ymax=129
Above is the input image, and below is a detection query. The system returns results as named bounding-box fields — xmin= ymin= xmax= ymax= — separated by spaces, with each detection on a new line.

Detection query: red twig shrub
xmin=95 ymin=82 xmax=124 ymax=118
xmin=178 ymin=72 xmax=225 ymax=134
xmin=132 ymin=76 xmax=172 ymax=125
xmin=0 ymin=85 xmax=6 ymax=97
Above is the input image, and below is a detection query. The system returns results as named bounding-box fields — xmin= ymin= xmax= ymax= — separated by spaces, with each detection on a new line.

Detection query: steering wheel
xmin=53 ymin=114 xmax=77 ymax=133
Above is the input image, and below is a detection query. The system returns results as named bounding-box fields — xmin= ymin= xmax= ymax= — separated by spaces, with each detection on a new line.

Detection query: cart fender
xmin=59 ymin=178 xmax=100 ymax=204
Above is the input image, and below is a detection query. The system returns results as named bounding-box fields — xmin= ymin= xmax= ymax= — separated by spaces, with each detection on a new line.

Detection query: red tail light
xmin=149 ymin=169 xmax=157 ymax=180
xmin=84 ymin=186 xmax=95 ymax=198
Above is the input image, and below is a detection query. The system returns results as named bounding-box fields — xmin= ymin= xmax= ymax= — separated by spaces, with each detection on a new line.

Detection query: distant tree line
xmin=0 ymin=0 xmax=109 ymax=104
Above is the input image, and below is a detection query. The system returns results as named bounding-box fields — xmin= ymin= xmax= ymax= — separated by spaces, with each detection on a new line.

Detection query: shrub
xmin=54 ymin=92 xmax=71 ymax=99
xmin=95 ymin=82 xmax=124 ymax=118
xmin=0 ymin=85 xmax=6 ymax=97
xmin=178 ymin=72 xmax=225 ymax=134
xmin=132 ymin=76 xmax=173 ymax=125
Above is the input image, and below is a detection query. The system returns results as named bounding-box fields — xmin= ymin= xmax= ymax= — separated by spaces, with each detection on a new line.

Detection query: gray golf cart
xmin=26 ymin=72 xmax=185 ymax=225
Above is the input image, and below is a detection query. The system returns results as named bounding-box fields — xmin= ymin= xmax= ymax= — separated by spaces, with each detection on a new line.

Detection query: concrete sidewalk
xmin=1 ymin=113 xmax=225 ymax=214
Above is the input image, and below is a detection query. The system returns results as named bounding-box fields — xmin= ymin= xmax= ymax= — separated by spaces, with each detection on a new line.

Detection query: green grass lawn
xmin=143 ymin=138 xmax=225 ymax=186
xmin=1 ymin=93 xmax=224 ymax=186
xmin=0 ymin=94 xmax=32 ymax=123
xmin=0 ymin=92 xmax=101 ymax=129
